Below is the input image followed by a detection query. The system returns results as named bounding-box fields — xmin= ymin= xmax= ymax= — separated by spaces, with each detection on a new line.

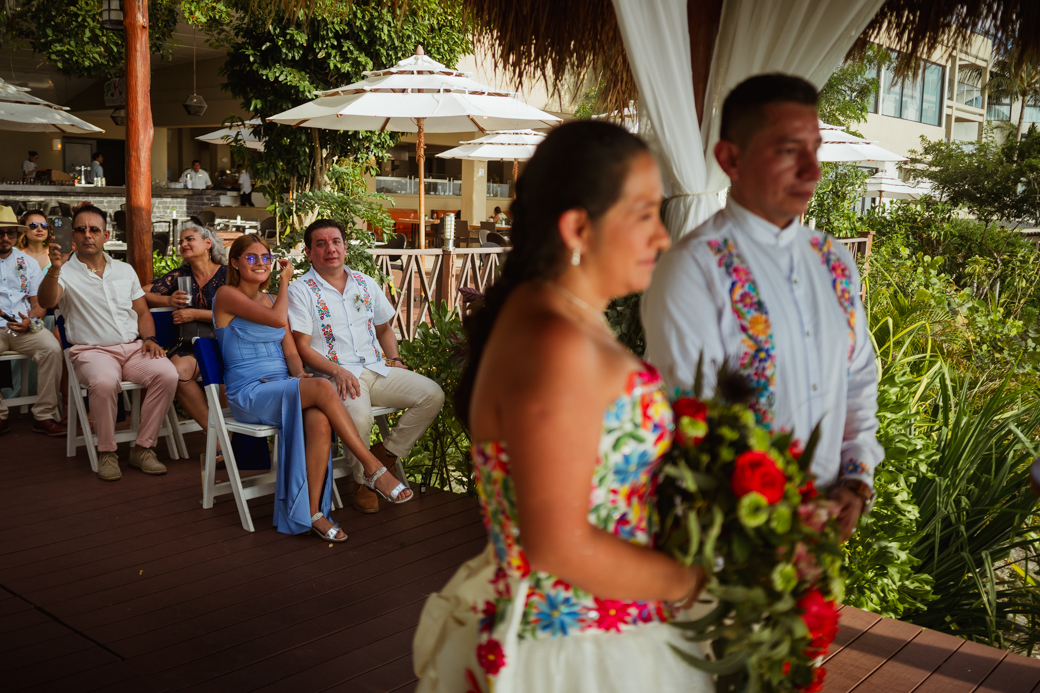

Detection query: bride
xmin=413 ymin=121 xmax=713 ymax=692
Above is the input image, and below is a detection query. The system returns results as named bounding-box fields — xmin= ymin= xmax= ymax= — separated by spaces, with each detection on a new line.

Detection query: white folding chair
xmin=58 ymin=317 xmax=181 ymax=473
xmin=329 ymin=406 xmax=408 ymax=510
xmin=0 ymin=351 xmax=36 ymax=415
xmin=194 ymin=337 xmax=279 ymax=532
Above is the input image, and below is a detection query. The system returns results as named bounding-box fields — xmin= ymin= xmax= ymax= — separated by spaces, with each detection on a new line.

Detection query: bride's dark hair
xmin=455 ymin=120 xmax=650 ymax=429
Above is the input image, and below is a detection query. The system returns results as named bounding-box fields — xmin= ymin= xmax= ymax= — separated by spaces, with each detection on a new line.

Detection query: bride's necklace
xmin=547 ymin=281 xmax=614 ymax=336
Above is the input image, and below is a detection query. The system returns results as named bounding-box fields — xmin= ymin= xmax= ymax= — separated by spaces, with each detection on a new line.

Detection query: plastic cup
xmin=177 ymin=276 xmax=193 ymax=307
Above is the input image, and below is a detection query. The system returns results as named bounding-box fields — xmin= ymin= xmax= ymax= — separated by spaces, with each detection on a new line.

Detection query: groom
xmin=642 ymin=73 xmax=882 ymax=540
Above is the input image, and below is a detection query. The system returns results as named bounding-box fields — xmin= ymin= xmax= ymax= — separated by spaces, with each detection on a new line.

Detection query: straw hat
xmin=0 ymin=206 xmax=28 ymax=233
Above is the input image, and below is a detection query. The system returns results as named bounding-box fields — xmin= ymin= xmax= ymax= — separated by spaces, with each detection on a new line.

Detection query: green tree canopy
xmin=5 ymin=0 xmax=179 ymax=79
xmin=187 ymin=0 xmax=469 ymax=203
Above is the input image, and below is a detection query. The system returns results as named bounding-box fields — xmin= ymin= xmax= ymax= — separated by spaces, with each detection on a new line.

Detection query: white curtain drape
xmin=610 ymin=0 xmax=721 ymax=239
xmin=610 ymin=0 xmax=886 ymax=238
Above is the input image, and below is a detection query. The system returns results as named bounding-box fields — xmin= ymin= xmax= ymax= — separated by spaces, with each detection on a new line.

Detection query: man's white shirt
xmin=238 ymin=171 xmax=252 ymax=194
xmin=287 ymin=267 xmax=395 ymax=377
xmin=642 ymin=199 xmax=883 ymax=488
xmin=21 ymin=160 xmax=37 ymax=176
xmin=57 ymin=253 xmax=145 ymax=346
xmin=180 ymin=169 xmax=212 ymax=189
xmin=0 ymin=249 xmax=42 ymax=319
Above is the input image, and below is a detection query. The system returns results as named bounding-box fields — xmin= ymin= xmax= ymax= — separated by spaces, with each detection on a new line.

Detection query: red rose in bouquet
xmin=797 ymin=589 xmax=839 ymax=655
xmin=731 ymin=450 xmax=787 ymax=504
xmin=672 ymin=397 xmax=708 ymax=446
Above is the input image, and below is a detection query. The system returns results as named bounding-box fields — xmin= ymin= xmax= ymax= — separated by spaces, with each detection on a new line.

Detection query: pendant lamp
xmin=100 ymin=0 xmax=124 ymax=31
xmin=182 ymin=27 xmax=207 ymax=117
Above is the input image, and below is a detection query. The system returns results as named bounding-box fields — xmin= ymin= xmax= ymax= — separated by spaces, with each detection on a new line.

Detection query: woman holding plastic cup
xmin=144 ymin=223 xmax=227 ymax=444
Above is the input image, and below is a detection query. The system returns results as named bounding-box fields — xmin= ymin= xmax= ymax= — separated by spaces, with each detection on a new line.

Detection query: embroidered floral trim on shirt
xmin=349 ymin=270 xmax=384 ymax=363
xmin=303 ymin=279 xmax=340 ymax=364
xmin=15 ymin=256 xmax=28 ymax=294
xmin=810 ymin=236 xmax=856 ymax=363
xmin=469 ymin=366 xmax=678 ymax=689
xmin=707 ymin=238 xmax=777 ymax=429
xmin=840 ymin=458 xmax=869 ymax=478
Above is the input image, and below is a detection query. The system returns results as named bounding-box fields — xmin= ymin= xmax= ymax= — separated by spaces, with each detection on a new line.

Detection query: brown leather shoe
xmin=33 ymin=419 xmax=67 ymax=437
xmin=352 ymin=481 xmax=379 ymax=514
xmin=129 ymin=447 xmax=167 ymax=475
xmin=370 ymin=443 xmax=400 ymax=482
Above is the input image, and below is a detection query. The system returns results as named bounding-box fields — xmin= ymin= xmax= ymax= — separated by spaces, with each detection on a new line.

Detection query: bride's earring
xmin=571 ymin=246 xmax=581 ymax=266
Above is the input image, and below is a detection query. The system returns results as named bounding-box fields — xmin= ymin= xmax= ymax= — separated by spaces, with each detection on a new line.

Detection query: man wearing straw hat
xmin=643 ymin=74 xmax=883 ymax=541
xmin=0 ymin=205 xmax=65 ymax=437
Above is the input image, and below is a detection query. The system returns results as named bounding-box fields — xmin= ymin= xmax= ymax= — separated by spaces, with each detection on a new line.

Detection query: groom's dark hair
xmin=304 ymin=218 xmax=346 ymax=248
xmin=720 ymin=73 xmax=818 ymax=148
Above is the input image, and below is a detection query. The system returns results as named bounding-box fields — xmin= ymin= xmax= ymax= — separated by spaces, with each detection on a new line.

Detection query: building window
xmin=987 ymin=102 xmax=1011 ymax=121
xmin=870 ymin=50 xmax=944 ymax=126
xmin=1025 ymin=105 xmax=1040 ymax=124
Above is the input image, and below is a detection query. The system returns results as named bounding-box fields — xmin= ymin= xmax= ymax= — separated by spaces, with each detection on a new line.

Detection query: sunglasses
xmin=0 ymin=229 xmax=19 ymax=238
xmin=27 ymin=221 xmax=49 ymax=230
xmin=73 ymin=225 xmax=104 ymax=233
xmin=242 ymin=253 xmax=273 ymax=265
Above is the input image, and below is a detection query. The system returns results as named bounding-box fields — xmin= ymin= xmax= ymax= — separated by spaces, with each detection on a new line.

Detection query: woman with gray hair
xmin=144 ymin=223 xmax=228 ymax=448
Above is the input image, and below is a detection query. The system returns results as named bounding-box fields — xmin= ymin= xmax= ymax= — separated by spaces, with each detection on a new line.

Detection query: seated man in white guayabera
xmin=288 ymin=219 xmax=444 ymax=513
xmin=642 ymin=73 xmax=883 ymax=541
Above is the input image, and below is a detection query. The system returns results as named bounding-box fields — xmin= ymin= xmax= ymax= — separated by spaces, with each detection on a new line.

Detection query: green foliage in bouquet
xmin=656 ymin=367 xmax=844 ymax=693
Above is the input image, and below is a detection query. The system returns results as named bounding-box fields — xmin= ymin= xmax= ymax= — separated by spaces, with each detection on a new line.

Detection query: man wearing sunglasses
xmin=0 ymin=206 xmax=65 ymax=437
xmin=288 ymin=219 xmax=444 ymax=513
xmin=37 ymin=205 xmax=179 ymax=481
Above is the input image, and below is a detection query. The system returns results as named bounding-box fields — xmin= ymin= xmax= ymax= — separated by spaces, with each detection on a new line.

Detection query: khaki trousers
xmin=341 ymin=367 xmax=445 ymax=484
xmin=0 ymin=329 xmax=62 ymax=422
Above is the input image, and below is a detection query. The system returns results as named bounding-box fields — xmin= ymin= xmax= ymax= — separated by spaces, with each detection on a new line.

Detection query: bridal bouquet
xmin=656 ymin=371 xmax=844 ymax=693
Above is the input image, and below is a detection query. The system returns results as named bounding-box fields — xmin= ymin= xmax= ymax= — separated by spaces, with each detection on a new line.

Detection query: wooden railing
xmin=371 ymin=235 xmax=874 ymax=341
xmin=369 ymin=247 xmax=508 ymax=340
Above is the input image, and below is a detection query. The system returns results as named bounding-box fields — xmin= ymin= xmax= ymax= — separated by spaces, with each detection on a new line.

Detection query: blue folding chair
xmin=151 ymin=308 xmax=203 ymax=458
xmin=59 ymin=315 xmax=181 ymax=472
xmin=193 ymin=337 xmax=279 ymax=532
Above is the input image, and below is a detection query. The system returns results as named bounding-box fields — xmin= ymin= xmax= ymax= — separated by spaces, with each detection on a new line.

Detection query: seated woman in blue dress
xmin=213 ymin=234 xmax=412 ymax=542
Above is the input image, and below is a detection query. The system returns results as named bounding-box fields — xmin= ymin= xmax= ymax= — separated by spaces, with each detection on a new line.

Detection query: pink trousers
xmin=69 ymin=343 xmax=179 ymax=452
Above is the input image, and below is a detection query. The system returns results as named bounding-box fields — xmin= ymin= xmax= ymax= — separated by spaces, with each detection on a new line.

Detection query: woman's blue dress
xmin=215 ymin=313 xmax=332 ymax=535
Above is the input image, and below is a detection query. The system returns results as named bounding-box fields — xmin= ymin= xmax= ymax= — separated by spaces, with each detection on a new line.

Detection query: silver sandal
xmin=310 ymin=512 xmax=348 ymax=542
xmin=364 ymin=466 xmax=413 ymax=504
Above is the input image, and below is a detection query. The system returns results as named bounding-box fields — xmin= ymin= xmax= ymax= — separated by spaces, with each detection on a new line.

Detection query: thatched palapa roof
xmin=460 ymin=0 xmax=1040 ymax=113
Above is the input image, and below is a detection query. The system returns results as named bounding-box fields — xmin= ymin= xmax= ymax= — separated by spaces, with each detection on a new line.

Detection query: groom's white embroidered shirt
xmin=287 ymin=266 xmax=395 ymax=377
xmin=642 ymin=200 xmax=883 ymax=489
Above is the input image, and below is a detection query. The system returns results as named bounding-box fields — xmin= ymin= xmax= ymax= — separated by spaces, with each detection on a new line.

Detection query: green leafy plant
xmin=152 ymin=250 xmax=182 ymax=278
xmin=397 ymin=301 xmax=473 ymax=494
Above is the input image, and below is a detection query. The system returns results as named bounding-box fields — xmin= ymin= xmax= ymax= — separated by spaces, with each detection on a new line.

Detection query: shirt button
xmin=792 ymin=277 xmax=799 ymax=284
xmin=812 ymin=384 xmax=818 ymax=392
xmin=805 ymin=331 xmax=811 ymax=337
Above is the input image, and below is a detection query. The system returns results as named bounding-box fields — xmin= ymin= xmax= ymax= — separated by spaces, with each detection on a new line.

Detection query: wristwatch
xmin=839 ymin=479 xmax=876 ymax=514
xmin=142 ymin=336 xmax=159 ymax=345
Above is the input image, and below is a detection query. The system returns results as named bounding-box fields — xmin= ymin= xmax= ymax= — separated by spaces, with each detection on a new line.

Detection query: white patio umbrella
xmin=0 ymin=78 xmax=103 ymax=133
xmin=269 ymin=47 xmax=562 ymax=246
xmin=864 ymin=172 xmax=933 ymax=201
xmin=436 ymin=129 xmax=545 ymax=193
xmin=817 ymin=121 xmax=905 ymax=164
xmin=197 ymin=119 xmax=264 ymax=151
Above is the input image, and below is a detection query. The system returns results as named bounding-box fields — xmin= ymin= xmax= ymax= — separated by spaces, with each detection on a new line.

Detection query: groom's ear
xmin=557 ymin=208 xmax=592 ymax=249
xmin=714 ymin=139 xmax=742 ymax=182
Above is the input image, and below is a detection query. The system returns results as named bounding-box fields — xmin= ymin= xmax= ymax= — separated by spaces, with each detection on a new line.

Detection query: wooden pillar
xmin=688 ymin=0 xmax=724 ymax=123
xmin=125 ymin=0 xmax=153 ymax=284
xmin=416 ymin=118 xmax=426 ymax=249
xmin=437 ymin=247 xmax=456 ymax=311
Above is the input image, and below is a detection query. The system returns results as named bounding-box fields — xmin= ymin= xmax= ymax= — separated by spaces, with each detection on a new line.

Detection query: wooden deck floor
xmin=2 ymin=414 xmax=1039 ymax=692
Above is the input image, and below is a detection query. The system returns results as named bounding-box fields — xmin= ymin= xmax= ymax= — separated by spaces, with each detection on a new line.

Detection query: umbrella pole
xmin=512 ymin=159 xmax=518 ymax=199
xmin=417 ymin=117 xmax=426 ymax=249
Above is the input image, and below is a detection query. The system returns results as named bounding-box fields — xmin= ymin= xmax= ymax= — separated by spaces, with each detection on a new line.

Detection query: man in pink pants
xmin=37 ymin=205 xmax=178 ymax=481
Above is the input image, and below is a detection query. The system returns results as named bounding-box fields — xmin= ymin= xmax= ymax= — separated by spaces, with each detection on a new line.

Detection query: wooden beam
xmin=689 ymin=0 xmax=723 ymax=123
xmin=125 ymin=0 xmax=153 ymax=284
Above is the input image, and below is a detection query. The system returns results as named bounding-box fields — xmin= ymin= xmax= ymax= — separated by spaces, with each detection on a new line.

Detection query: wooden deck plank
xmin=975 ymin=653 xmax=1040 ymax=693
xmin=821 ymin=612 xmax=923 ymax=692
xmin=824 ymin=606 xmax=885 ymax=664
xmin=913 ymin=639 xmax=1007 ymax=693
xmin=106 ymin=516 xmax=484 ymax=660
xmin=63 ymin=491 xmax=467 ymax=633
xmin=848 ymin=627 xmax=964 ymax=692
